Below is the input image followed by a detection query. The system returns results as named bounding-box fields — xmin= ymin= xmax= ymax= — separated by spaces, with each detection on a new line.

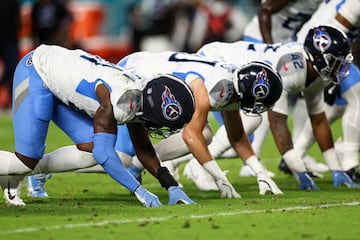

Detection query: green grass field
xmin=0 ymin=112 xmax=359 ymax=240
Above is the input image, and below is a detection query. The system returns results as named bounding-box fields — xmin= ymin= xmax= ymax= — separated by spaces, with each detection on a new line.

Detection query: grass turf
xmin=0 ymin=112 xmax=359 ymax=240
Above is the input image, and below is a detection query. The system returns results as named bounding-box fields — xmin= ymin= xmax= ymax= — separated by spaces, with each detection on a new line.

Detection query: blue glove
xmin=168 ymin=186 xmax=197 ymax=205
xmin=331 ymin=170 xmax=359 ymax=188
xmin=134 ymin=186 xmax=162 ymax=208
xmin=296 ymin=172 xmax=319 ymax=191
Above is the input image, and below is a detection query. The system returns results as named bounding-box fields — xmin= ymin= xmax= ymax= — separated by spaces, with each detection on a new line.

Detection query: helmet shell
xmin=304 ymin=25 xmax=352 ymax=83
xmin=142 ymin=74 xmax=195 ymax=130
xmin=235 ymin=61 xmax=283 ymax=114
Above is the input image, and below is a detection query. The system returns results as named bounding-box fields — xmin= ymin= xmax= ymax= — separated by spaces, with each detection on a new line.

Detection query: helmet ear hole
xmin=142 ymin=74 xmax=195 ymax=131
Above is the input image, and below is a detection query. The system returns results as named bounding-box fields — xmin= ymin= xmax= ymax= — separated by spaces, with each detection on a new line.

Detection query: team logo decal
xmin=313 ymin=28 xmax=331 ymax=52
xmin=161 ymin=85 xmax=183 ymax=121
xmin=252 ymin=68 xmax=270 ymax=99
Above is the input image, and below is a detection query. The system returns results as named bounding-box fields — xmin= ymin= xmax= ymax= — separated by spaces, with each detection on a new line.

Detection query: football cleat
xmin=346 ymin=166 xmax=360 ymax=182
xmin=27 ymin=173 xmax=51 ymax=198
xmin=278 ymin=159 xmax=292 ymax=175
xmin=3 ymin=184 xmax=25 ymax=207
xmin=302 ymin=155 xmax=329 ymax=173
xmin=183 ymin=158 xmax=218 ymax=191
xmin=239 ymin=164 xmax=276 ymax=178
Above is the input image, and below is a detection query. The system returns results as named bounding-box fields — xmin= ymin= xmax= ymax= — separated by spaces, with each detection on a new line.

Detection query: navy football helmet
xmin=304 ymin=25 xmax=353 ymax=84
xmin=142 ymin=73 xmax=195 ymax=137
xmin=233 ymin=61 xmax=283 ymax=115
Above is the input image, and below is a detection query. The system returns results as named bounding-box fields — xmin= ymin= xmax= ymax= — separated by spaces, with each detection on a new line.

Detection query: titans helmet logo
xmin=313 ymin=28 xmax=331 ymax=52
xmin=252 ymin=68 xmax=270 ymax=100
xmin=161 ymin=86 xmax=183 ymax=121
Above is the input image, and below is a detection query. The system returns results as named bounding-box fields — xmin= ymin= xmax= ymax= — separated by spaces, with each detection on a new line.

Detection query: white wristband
xmin=323 ymin=148 xmax=342 ymax=170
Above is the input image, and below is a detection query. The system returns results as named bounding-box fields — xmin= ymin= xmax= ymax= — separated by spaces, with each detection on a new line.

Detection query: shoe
xmin=27 ymin=173 xmax=51 ymax=198
xmin=279 ymin=159 xmax=323 ymax=178
xmin=3 ymin=182 xmax=25 ymax=207
xmin=239 ymin=164 xmax=276 ymax=178
xmin=278 ymin=159 xmax=292 ymax=175
xmin=302 ymin=155 xmax=329 ymax=173
xmin=183 ymin=158 xmax=218 ymax=191
xmin=346 ymin=166 xmax=360 ymax=182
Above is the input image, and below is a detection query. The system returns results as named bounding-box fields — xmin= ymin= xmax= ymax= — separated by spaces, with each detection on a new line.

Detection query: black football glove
xmin=324 ymin=83 xmax=341 ymax=106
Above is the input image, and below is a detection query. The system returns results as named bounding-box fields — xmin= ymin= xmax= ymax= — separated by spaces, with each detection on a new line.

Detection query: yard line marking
xmin=1 ymin=201 xmax=359 ymax=235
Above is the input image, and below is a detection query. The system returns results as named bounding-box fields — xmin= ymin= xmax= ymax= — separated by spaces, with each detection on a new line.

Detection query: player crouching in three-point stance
xmin=0 ymin=44 xmax=196 ymax=207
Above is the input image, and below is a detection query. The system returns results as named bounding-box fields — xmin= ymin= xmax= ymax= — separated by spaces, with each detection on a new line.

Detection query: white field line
xmin=1 ymin=201 xmax=359 ymax=235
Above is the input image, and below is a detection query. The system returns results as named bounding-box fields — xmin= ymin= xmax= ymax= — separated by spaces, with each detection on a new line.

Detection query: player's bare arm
xmin=268 ymin=109 xmax=294 ymax=155
xmin=127 ymin=122 xmax=161 ymax=177
xmin=94 ymin=83 xmax=117 ymax=134
xmin=309 ymin=112 xmax=334 ymax=152
xmin=221 ymin=109 xmax=254 ymax=161
xmin=182 ymin=78 xmax=212 ymax=165
xmin=258 ymin=0 xmax=289 ymax=43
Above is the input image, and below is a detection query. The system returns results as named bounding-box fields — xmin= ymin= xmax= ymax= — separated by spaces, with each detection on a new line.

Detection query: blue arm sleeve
xmin=93 ymin=132 xmax=140 ymax=193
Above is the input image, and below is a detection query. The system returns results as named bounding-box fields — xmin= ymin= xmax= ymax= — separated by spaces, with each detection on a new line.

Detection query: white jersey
xmin=296 ymin=0 xmax=360 ymax=43
xmin=197 ymin=41 xmax=326 ymax=115
xmin=243 ymin=0 xmax=322 ymax=42
xmin=32 ymin=44 xmax=142 ymax=123
xmin=118 ymin=51 xmax=238 ymax=111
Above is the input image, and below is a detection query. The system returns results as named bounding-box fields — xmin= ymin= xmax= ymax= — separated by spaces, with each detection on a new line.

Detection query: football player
xmin=117 ymin=51 xmax=284 ymax=198
xmin=292 ymin=0 xmax=360 ymax=181
xmin=0 ymin=44 xmax=196 ymax=207
xmin=186 ymin=25 xmax=357 ymax=191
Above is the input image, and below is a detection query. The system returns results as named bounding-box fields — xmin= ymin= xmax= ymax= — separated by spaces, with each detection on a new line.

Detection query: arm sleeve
xmin=93 ymin=132 xmax=140 ymax=193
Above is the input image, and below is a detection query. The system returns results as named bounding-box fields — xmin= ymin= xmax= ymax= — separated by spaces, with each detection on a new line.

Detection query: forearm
xmin=310 ymin=112 xmax=334 ymax=152
xmin=268 ymin=110 xmax=293 ymax=154
xmin=93 ymin=132 xmax=140 ymax=192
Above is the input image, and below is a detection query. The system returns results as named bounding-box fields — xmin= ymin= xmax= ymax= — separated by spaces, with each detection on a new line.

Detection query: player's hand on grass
xmin=256 ymin=172 xmax=283 ymax=195
xmin=168 ymin=186 xmax=197 ymax=205
xmin=134 ymin=186 xmax=162 ymax=208
xmin=295 ymin=172 xmax=319 ymax=191
xmin=331 ymin=170 xmax=359 ymax=188
xmin=215 ymin=178 xmax=241 ymax=198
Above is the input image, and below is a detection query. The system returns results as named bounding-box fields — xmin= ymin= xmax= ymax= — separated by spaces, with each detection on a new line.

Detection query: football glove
xmin=324 ymin=82 xmax=341 ymax=106
xmin=168 ymin=186 xmax=197 ymax=205
xmin=331 ymin=170 xmax=359 ymax=188
xmin=215 ymin=178 xmax=241 ymax=198
xmin=134 ymin=186 xmax=162 ymax=208
xmin=295 ymin=172 xmax=319 ymax=191
xmin=257 ymin=172 xmax=283 ymax=195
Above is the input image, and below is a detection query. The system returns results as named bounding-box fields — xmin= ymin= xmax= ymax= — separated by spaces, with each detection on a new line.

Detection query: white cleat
xmin=3 ymin=185 xmax=25 ymax=207
xmin=183 ymin=158 xmax=219 ymax=191
xmin=239 ymin=164 xmax=276 ymax=178
xmin=302 ymin=155 xmax=329 ymax=173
